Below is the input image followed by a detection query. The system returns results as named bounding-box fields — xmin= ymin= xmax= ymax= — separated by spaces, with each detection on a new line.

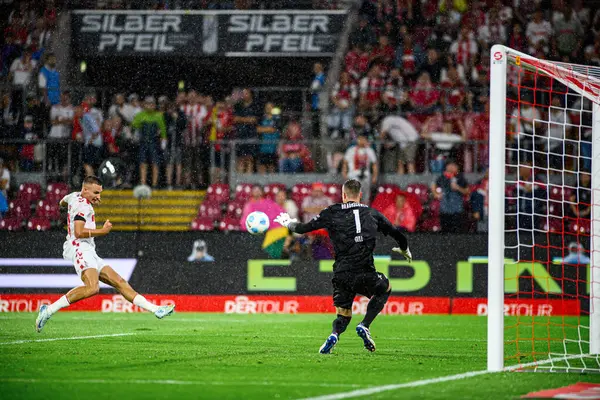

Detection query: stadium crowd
xmin=0 ymin=0 xmax=596 ymax=235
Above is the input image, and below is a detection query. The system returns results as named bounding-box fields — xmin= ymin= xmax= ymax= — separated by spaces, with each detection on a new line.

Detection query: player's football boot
xmin=154 ymin=304 xmax=175 ymax=319
xmin=35 ymin=305 xmax=51 ymax=333
xmin=356 ymin=323 xmax=376 ymax=352
xmin=319 ymin=333 xmax=338 ymax=354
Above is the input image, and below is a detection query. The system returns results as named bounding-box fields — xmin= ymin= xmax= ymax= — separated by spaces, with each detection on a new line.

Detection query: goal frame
xmin=487 ymin=44 xmax=600 ymax=371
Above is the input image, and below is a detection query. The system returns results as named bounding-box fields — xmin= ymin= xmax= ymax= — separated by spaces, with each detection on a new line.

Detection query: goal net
xmin=488 ymin=45 xmax=600 ymax=373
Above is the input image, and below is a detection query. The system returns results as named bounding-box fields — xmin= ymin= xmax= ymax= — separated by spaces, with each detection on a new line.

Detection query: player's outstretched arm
xmin=372 ymin=209 xmax=412 ymax=262
xmin=274 ymin=212 xmax=327 ymax=235
xmin=73 ymin=220 xmax=113 ymax=239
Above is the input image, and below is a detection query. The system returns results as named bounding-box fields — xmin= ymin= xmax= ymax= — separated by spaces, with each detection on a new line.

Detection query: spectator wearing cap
xmin=301 ymin=183 xmax=333 ymax=223
xmin=132 ymin=96 xmax=167 ymax=188
xmin=38 ymin=52 xmax=60 ymax=106
xmin=342 ymin=134 xmax=378 ymax=204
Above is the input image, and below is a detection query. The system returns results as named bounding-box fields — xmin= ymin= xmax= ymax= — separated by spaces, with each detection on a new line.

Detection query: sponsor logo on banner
xmin=453 ymin=298 xmax=580 ymax=316
xmin=0 ymin=295 xmax=582 ymax=315
xmin=71 ymin=11 xmax=345 ymax=57
xmin=0 ymin=258 xmax=137 ymax=289
xmin=224 ymin=296 xmax=299 ymax=314
xmin=224 ymin=12 xmax=344 ymax=56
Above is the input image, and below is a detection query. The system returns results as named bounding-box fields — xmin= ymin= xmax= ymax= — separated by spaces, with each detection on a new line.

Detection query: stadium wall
xmin=0 ymin=232 xmax=585 ymax=316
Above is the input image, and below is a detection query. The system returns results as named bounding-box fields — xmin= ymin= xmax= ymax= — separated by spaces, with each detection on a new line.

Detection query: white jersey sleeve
xmin=65 ymin=192 xmax=97 ymax=249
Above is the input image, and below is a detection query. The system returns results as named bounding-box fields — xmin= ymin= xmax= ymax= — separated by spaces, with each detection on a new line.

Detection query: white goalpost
xmin=488 ymin=44 xmax=600 ymax=372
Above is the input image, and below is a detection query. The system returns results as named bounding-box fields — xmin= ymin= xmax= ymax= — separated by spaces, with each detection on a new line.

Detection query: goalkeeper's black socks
xmin=332 ymin=314 xmax=352 ymax=335
xmin=361 ymin=290 xmax=391 ymax=328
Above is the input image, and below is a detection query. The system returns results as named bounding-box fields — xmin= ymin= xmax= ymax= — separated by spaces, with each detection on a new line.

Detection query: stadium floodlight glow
xmin=488 ymin=44 xmax=600 ymax=373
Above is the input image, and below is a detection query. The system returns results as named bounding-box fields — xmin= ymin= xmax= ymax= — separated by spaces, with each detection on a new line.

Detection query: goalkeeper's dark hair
xmin=343 ymin=179 xmax=362 ymax=198
xmin=83 ymin=175 xmax=103 ymax=186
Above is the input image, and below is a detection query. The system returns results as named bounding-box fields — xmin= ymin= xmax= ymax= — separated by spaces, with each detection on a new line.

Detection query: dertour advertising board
xmin=71 ymin=10 xmax=347 ymax=57
xmin=0 ymin=231 xmax=588 ymax=315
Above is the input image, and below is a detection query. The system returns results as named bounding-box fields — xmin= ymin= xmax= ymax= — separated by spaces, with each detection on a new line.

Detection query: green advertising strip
xmin=247 ymin=260 xmax=296 ymax=292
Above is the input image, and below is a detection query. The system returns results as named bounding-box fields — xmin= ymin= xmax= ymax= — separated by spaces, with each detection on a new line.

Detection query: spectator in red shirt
xmin=328 ymin=71 xmax=357 ymax=139
xmin=469 ymin=98 xmax=490 ymax=170
xmin=507 ymin=23 xmax=527 ymax=53
xmin=450 ymin=26 xmax=478 ymax=70
xmin=382 ymin=193 xmax=418 ymax=232
xmin=359 ymin=65 xmax=385 ymax=112
xmin=394 ymin=33 xmax=423 ymax=81
xmin=461 ymin=1 xmax=486 ymax=32
xmin=344 ymin=43 xmax=363 ymax=81
xmin=409 ymin=72 xmax=440 ymax=114
xmin=440 ymin=65 xmax=466 ymax=112
xmin=205 ymin=100 xmax=233 ymax=181
xmin=279 ymin=121 xmax=310 ymax=173
xmin=370 ymin=35 xmax=395 ymax=73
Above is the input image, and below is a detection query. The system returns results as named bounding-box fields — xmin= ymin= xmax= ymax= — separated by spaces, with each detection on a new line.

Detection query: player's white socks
xmin=133 ymin=294 xmax=159 ymax=313
xmin=48 ymin=295 xmax=70 ymax=315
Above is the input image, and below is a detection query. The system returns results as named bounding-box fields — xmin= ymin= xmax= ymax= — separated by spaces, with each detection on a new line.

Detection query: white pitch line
xmin=0 ymin=377 xmax=363 ymax=388
xmin=298 ymin=354 xmax=596 ymax=400
xmin=0 ymin=333 xmax=135 ymax=345
xmin=298 ymin=370 xmax=490 ymax=400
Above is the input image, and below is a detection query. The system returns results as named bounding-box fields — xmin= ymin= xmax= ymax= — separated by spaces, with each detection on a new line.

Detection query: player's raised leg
xmin=99 ymin=265 xmax=174 ymax=319
xmin=356 ymin=277 xmax=392 ymax=352
xmin=36 ymin=268 xmax=100 ymax=332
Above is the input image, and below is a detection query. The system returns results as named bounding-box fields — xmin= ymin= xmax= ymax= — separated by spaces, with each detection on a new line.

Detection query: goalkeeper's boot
xmin=319 ymin=333 xmax=338 ymax=354
xmin=356 ymin=323 xmax=376 ymax=352
xmin=35 ymin=305 xmax=51 ymax=333
xmin=155 ymin=304 xmax=175 ymax=319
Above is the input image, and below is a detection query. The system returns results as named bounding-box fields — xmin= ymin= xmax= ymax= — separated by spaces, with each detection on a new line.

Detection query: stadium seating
xmin=406 ymin=183 xmax=430 ymax=204
xmin=291 ymin=183 xmax=312 ymax=205
xmin=17 ymin=183 xmax=42 ymax=204
xmin=36 ymin=199 xmax=61 ymax=221
xmin=377 ymin=184 xmax=401 ymax=195
xmin=219 ymin=216 xmax=242 ymax=232
xmin=323 ymin=183 xmax=342 ymax=202
xmin=191 ymin=217 xmax=216 ymax=231
xmin=225 ymin=200 xmax=244 ymax=219
xmin=0 ymin=217 xmax=23 ymax=231
xmin=205 ymin=183 xmax=230 ymax=203
xmin=27 ymin=217 xmax=52 ymax=231
xmin=264 ymin=183 xmax=287 ymax=200
xmin=8 ymin=200 xmax=32 ymax=220
xmin=198 ymin=200 xmax=222 ymax=220
xmin=235 ymin=183 xmax=253 ymax=202
xmin=46 ymin=183 xmax=70 ymax=204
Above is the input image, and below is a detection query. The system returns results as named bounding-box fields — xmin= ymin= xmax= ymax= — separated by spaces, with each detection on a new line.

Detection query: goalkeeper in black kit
xmin=274 ymin=179 xmax=412 ymax=354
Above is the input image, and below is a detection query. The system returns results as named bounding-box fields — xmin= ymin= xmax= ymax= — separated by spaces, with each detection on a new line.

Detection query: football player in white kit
xmin=35 ymin=176 xmax=175 ymax=332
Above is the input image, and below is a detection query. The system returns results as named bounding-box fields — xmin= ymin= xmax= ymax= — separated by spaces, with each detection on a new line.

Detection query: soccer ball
xmin=245 ymin=211 xmax=270 ymax=235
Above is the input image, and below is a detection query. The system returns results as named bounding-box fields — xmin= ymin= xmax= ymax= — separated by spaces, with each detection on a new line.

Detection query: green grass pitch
xmin=1 ymin=313 xmax=598 ymax=399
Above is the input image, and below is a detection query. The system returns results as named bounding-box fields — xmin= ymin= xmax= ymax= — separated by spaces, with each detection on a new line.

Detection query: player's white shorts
xmin=63 ymin=242 xmax=107 ymax=278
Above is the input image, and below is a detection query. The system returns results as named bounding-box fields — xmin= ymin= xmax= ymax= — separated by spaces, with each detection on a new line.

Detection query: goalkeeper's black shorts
xmin=332 ymin=270 xmax=390 ymax=310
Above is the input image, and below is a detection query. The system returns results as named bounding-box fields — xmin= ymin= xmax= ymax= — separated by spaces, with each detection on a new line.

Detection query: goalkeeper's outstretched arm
xmin=275 ymin=210 xmax=328 ymax=235
xmin=372 ymin=209 xmax=412 ymax=262
xmin=288 ymin=213 xmax=327 ymax=235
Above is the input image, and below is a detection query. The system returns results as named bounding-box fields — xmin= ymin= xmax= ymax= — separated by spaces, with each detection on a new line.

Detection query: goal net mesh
xmin=503 ymin=49 xmax=600 ymax=372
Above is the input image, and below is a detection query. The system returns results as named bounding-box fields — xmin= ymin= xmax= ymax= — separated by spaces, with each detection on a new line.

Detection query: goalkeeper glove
xmin=274 ymin=212 xmax=298 ymax=229
xmin=392 ymin=246 xmax=412 ymax=263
